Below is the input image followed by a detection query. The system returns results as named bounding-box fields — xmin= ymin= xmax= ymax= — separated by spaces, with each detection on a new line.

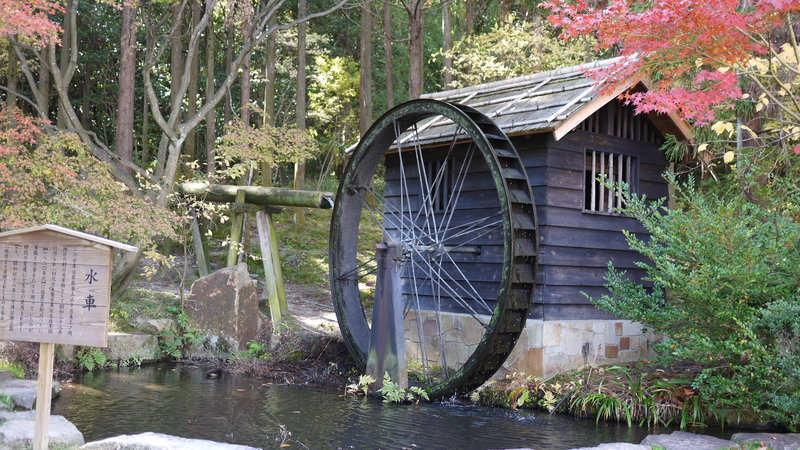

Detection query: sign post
xmin=0 ymin=225 xmax=136 ymax=450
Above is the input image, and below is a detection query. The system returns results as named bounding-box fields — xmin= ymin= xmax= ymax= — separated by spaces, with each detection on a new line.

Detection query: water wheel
xmin=329 ymin=99 xmax=538 ymax=398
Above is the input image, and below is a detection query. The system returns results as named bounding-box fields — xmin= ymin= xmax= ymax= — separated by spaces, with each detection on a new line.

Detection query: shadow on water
xmin=51 ymin=362 xmax=719 ymax=450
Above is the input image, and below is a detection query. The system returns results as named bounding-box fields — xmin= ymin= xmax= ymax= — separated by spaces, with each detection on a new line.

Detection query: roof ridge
xmin=422 ymin=57 xmax=623 ymax=101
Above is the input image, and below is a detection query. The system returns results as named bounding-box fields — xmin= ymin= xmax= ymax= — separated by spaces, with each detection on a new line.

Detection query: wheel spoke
xmin=330 ymin=100 xmax=537 ymax=398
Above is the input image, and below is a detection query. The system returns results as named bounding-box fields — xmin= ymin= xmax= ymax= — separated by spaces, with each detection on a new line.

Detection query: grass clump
xmin=471 ymin=363 xmax=712 ymax=428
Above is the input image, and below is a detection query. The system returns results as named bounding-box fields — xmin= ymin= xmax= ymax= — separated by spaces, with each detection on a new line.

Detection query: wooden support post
xmin=33 ymin=342 xmax=55 ymax=450
xmin=190 ymin=209 xmax=210 ymax=277
xmin=256 ymin=207 xmax=288 ymax=326
xmin=366 ymin=244 xmax=408 ymax=389
xmin=226 ymin=189 xmax=247 ymax=267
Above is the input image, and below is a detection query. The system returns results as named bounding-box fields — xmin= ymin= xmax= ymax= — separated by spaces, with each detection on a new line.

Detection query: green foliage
xmin=0 ymin=360 xmax=25 ymax=379
xmin=588 ymin=173 xmax=800 ymax=429
xmin=75 ymin=347 xmax=110 ymax=372
xmin=377 ymin=372 xmax=430 ymax=404
xmin=471 ymin=366 xmax=707 ymax=428
xmin=570 ymin=382 xmax=632 ymax=426
xmin=234 ymin=340 xmax=271 ymax=361
xmin=440 ymin=14 xmax=600 ymax=89
xmin=346 ymin=374 xmax=377 ymax=396
xmin=214 ymin=119 xmax=320 ymax=180
xmin=0 ymin=107 xmax=179 ymax=247
xmin=274 ymin=208 xmax=333 ymax=285
xmin=157 ymin=311 xmax=205 ymax=359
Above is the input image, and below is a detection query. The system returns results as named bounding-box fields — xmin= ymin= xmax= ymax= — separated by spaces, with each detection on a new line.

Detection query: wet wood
xmin=179 ymin=182 xmax=334 ymax=209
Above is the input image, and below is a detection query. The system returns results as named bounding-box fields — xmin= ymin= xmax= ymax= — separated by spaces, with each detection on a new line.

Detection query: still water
xmin=51 ymin=362 xmax=706 ymax=450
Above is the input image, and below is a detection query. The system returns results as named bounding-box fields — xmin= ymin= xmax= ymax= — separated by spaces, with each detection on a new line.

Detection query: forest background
xmin=2 ymin=0 xmax=800 ymax=430
xmin=0 ymin=0 xmax=600 ymax=296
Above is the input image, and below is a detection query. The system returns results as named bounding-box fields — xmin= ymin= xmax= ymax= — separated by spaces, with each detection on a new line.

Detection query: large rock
xmin=0 ymin=411 xmax=84 ymax=448
xmin=731 ymin=432 xmax=800 ymax=450
xmin=0 ymin=378 xmax=60 ymax=410
xmin=640 ymin=431 xmax=738 ymax=450
xmin=185 ymin=263 xmax=259 ymax=354
xmin=80 ymin=432 xmax=259 ymax=450
xmin=106 ymin=332 xmax=160 ymax=364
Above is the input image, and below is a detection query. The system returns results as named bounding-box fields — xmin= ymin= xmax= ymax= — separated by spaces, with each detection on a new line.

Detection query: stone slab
xmin=80 ymin=432 xmax=260 ymax=450
xmin=571 ymin=444 xmax=651 ymax=450
xmin=0 ymin=412 xmax=84 ymax=448
xmin=731 ymin=432 xmax=800 ymax=450
xmin=0 ymin=378 xmax=61 ymax=410
xmin=640 ymin=431 xmax=738 ymax=450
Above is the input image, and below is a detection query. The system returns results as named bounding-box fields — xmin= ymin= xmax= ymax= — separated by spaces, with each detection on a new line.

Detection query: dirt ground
xmin=128 ymin=255 xmax=342 ymax=339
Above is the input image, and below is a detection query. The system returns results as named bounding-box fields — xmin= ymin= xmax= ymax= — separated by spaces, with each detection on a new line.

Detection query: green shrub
xmin=588 ymin=174 xmax=800 ymax=429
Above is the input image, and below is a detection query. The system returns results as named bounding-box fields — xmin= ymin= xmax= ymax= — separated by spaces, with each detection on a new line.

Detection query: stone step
xmin=0 ymin=411 xmax=84 ymax=449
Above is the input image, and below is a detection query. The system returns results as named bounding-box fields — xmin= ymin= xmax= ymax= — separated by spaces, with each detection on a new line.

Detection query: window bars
xmin=585 ymin=150 xmax=635 ymax=214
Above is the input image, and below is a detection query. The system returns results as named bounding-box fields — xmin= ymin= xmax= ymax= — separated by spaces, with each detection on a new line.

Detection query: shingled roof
xmin=416 ymin=57 xmax=691 ymax=145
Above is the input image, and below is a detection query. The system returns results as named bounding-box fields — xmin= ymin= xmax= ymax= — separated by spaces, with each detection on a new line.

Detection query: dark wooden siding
xmin=515 ymin=100 xmax=669 ymax=320
xmin=382 ymin=144 xmax=507 ymax=316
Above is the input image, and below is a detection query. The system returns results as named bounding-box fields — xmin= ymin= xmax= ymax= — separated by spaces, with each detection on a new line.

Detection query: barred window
xmin=584 ymin=150 xmax=637 ymax=214
xmin=425 ymin=159 xmax=453 ymax=212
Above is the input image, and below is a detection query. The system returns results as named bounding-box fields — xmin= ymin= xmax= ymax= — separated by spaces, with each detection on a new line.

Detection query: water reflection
xmin=52 ymin=363 xmax=658 ymax=449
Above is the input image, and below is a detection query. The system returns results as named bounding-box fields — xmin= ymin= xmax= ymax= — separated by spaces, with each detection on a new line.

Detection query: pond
xmin=51 ymin=362 xmax=731 ymax=450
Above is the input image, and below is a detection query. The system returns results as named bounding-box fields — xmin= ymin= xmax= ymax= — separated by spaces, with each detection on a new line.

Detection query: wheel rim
xmin=330 ymin=99 xmax=538 ymax=398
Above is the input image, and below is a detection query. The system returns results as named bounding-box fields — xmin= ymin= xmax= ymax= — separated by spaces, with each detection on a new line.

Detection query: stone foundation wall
xmin=404 ymin=311 xmax=663 ymax=380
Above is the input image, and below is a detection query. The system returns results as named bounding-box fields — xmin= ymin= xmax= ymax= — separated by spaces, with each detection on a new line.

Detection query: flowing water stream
xmin=51 ymin=362 xmax=731 ymax=450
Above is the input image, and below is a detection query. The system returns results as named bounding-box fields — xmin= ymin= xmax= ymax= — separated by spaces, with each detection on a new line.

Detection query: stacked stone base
xmin=404 ymin=311 xmax=663 ymax=380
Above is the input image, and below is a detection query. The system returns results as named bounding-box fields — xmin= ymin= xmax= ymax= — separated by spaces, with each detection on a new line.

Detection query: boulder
xmin=80 ymin=432 xmax=259 ymax=450
xmin=185 ymin=263 xmax=259 ymax=354
xmin=106 ymin=332 xmax=160 ymax=364
xmin=137 ymin=318 xmax=177 ymax=335
xmin=0 ymin=412 xmax=84 ymax=448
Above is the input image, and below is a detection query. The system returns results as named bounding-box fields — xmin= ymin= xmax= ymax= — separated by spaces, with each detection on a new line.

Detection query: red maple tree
xmin=0 ymin=0 xmax=62 ymax=45
xmin=542 ymin=0 xmax=800 ymax=126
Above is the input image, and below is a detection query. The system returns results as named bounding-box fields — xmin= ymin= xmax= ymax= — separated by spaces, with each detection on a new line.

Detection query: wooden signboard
xmin=0 ymin=224 xmax=136 ymax=450
xmin=0 ymin=225 xmax=136 ymax=347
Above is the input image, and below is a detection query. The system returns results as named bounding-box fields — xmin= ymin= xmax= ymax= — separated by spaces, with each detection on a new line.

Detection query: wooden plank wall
xmin=517 ymin=100 xmax=670 ymax=320
xmin=382 ymin=146 xmax=507 ymax=316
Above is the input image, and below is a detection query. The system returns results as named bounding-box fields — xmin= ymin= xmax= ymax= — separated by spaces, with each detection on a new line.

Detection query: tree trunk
xmin=205 ymin=14 xmax=216 ymax=175
xmin=383 ymin=2 xmax=394 ymax=109
xmin=6 ymin=45 xmax=19 ymax=108
xmin=241 ymin=2 xmax=253 ymax=126
xmin=442 ymin=2 xmax=452 ymax=90
xmin=407 ymin=2 xmax=424 ymax=99
xmin=38 ymin=46 xmax=50 ymax=118
xmin=141 ymin=12 xmax=151 ymax=166
xmin=359 ymin=0 xmax=373 ymax=137
xmin=263 ymin=14 xmax=277 ymax=128
xmin=294 ymin=0 xmax=307 ymax=229
xmin=356 ymin=12 xmax=377 ymax=210
xmin=224 ymin=21 xmax=233 ymax=126
xmin=56 ymin=0 xmax=73 ymax=128
xmin=114 ymin=0 xmax=137 ymax=174
xmin=465 ymin=0 xmax=474 ymax=40
xmin=185 ymin=0 xmax=201 ymax=169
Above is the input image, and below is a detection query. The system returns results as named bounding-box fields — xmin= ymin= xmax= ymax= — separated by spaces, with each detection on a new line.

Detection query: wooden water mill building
xmin=408 ymin=57 xmax=692 ymax=378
